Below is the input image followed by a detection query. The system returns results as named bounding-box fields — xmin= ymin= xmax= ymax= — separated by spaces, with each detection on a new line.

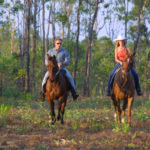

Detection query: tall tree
xmin=42 ymin=0 xmax=46 ymax=76
xmin=83 ymin=0 xmax=102 ymax=96
xmin=46 ymin=3 xmax=52 ymax=52
xmin=133 ymin=0 xmax=147 ymax=52
xmin=31 ymin=0 xmax=37 ymax=92
xmin=52 ymin=0 xmax=56 ymax=46
xmin=24 ymin=0 xmax=31 ymax=93
xmin=124 ymin=0 xmax=128 ymax=38
xmin=74 ymin=0 xmax=82 ymax=83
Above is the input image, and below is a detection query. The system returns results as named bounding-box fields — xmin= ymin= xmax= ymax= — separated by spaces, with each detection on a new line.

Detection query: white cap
xmin=114 ymin=35 xmax=127 ymax=42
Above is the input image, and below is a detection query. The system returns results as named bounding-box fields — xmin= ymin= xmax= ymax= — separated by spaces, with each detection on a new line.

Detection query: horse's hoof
xmin=51 ymin=122 xmax=55 ymax=125
xmin=61 ymin=121 xmax=64 ymax=125
xmin=51 ymin=118 xmax=56 ymax=125
xmin=121 ymin=118 xmax=125 ymax=123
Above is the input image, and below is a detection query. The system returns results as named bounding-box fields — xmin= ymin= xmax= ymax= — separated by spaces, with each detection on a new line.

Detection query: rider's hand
xmin=58 ymin=62 xmax=62 ymax=68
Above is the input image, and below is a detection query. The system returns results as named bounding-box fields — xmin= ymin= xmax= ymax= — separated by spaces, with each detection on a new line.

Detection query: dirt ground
xmin=0 ymin=121 xmax=150 ymax=150
xmin=0 ymin=97 xmax=150 ymax=150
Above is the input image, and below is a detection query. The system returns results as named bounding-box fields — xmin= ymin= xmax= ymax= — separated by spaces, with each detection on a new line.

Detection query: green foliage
xmin=0 ymin=104 xmax=12 ymax=127
xmin=128 ymin=143 xmax=136 ymax=149
xmin=112 ymin=122 xmax=130 ymax=133
xmin=17 ymin=104 xmax=32 ymax=121
xmin=134 ymin=109 xmax=150 ymax=121
xmin=0 ymin=104 xmax=12 ymax=116
xmin=36 ymin=145 xmax=50 ymax=150
xmin=56 ymin=13 xmax=68 ymax=26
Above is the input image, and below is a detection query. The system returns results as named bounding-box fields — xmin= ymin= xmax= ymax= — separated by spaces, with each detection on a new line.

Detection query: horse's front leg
xmin=122 ymin=98 xmax=128 ymax=123
xmin=49 ymin=100 xmax=56 ymax=125
xmin=127 ymin=97 xmax=134 ymax=126
xmin=117 ymin=100 xmax=121 ymax=124
xmin=58 ymin=97 xmax=67 ymax=124
xmin=112 ymin=98 xmax=117 ymax=122
xmin=57 ymin=99 xmax=62 ymax=121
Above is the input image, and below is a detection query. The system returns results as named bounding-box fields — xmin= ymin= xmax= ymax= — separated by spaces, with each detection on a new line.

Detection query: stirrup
xmin=73 ymin=94 xmax=79 ymax=101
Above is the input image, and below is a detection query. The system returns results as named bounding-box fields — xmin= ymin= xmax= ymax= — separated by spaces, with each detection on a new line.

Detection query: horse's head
xmin=122 ymin=52 xmax=136 ymax=74
xmin=47 ymin=54 xmax=59 ymax=82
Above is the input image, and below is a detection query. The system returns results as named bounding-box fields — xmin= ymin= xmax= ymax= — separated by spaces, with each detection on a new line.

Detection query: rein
xmin=50 ymin=68 xmax=61 ymax=82
xmin=120 ymin=67 xmax=131 ymax=94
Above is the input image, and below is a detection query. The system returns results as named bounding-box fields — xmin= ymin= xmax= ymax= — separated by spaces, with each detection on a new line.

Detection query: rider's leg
xmin=107 ymin=63 xmax=120 ymax=96
xmin=42 ymin=71 xmax=49 ymax=89
xmin=64 ymin=68 xmax=79 ymax=100
xmin=131 ymin=68 xmax=142 ymax=96
xmin=40 ymin=71 xmax=49 ymax=101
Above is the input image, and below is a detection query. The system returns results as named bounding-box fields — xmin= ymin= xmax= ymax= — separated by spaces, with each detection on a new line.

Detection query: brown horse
xmin=111 ymin=52 xmax=136 ymax=125
xmin=45 ymin=55 xmax=68 ymax=124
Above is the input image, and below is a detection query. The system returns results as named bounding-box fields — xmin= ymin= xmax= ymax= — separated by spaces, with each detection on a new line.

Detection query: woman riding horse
xmin=107 ymin=35 xmax=142 ymax=96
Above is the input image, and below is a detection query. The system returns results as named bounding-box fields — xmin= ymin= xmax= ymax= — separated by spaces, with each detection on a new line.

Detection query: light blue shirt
xmin=45 ymin=47 xmax=70 ymax=68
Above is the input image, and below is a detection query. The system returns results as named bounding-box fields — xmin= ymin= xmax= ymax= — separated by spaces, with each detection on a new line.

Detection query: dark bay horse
xmin=45 ymin=55 xmax=68 ymax=124
xmin=111 ymin=52 xmax=136 ymax=125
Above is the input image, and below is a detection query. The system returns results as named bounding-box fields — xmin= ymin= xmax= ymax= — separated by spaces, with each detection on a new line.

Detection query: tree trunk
xmin=74 ymin=0 xmax=82 ymax=84
xmin=124 ymin=0 xmax=128 ymax=38
xmin=46 ymin=3 xmax=52 ymax=52
xmin=52 ymin=0 xmax=56 ymax=46
xmin=31 ymin=0 xmax=37 ymax=92
xmin=10 ymin=16 xmax=15 ymax=54
xmin=83 ymin=0 xmax=99 ymax=96
xmin=42 ymin=0 xmax=46 ymax=77
xmin=67 ymin=5 xmax=73 ymax=40
xmin=133 ymin=0 xmax=147 ymax=52
xmin=24 ymin=0 xmax=31 ymax=93
xmin=62 ymin=25 xmax=64 ymax=40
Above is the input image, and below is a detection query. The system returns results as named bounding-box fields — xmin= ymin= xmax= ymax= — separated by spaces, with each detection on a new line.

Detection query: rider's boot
xmin=136 ymin=88 xmax=143 ymax=96
xmin=70 ymin=87 xmax=79 ymax=101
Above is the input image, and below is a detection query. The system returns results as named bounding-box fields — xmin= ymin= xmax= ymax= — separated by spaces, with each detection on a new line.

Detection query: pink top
xmin=117 ymin=48 xmax=127 ymax=61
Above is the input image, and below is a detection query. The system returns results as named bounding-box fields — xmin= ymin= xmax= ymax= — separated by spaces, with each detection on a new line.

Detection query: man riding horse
xmin=107 ymin=35 xmax=142 ymax=96
xmin=40 ymin=38 xmax=79 ymax=101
